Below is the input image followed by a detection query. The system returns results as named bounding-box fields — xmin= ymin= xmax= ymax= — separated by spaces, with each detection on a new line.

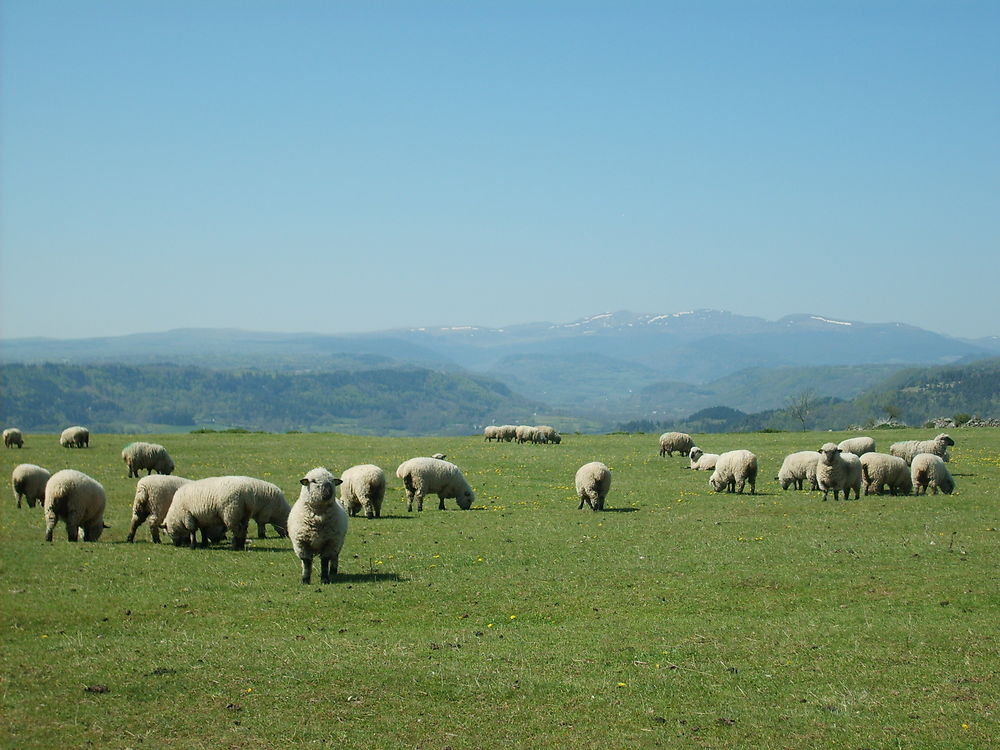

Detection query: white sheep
xmin=59 ymin=425 xmax=90 ymax=448
xmin=910 ymin=453 xmax=955 ymax=495
xmin=395 ymin=457 xmax=475 ymax=512
xmin=837 ymin=436 xmax=876 ymax=457
xmin=859 ymin=453 xmax=912 ymax=495
xmin=339 ymin=464 xmax=386 ymax=519
xmin=776 ymin=451 xmax=820 ymax=491
xmin=483 ymin=426 xmax=501 ymax=442
xmin=815 ymin=443 xmax=862 ymax=501
xmin=43 ymin=469 xmax=107 ymax=542
xmin=121 ymin=441 xmax=176 ymax=478
xmin=496 ymin=425 xmax=516 ymax=442
xmin=535 ymin=425 xmax=561 ymax=444
xmin=164 ymin=476 xmax=289 ymax=550
xmin=708 ymin=450 xmax=758 ymax=494
xmin=659 ymin=432 xmax=694 ymax=457
xmin=515 ymin=425 xmax=537 ymax=444
xmin=12 ymin=463 xmax=51 ymax=509
xmin=4 ymin=428 xmax=24 ymax=448
xmin=127 ymin=475 xmax=192 ymax=543
xmin=288 ymin=467 xmax=348 ymax=584
xmin=687 ymin=447 xmax=719 ymax=471
xmin=575 ymin=461 xmax=611 ymax=510
xmin=889 ymin=434 xmax=955 ymax=465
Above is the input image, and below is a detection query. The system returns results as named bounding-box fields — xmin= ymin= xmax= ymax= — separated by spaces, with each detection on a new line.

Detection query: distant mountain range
xmin=2 ymin=310 xmax=998 ymax=433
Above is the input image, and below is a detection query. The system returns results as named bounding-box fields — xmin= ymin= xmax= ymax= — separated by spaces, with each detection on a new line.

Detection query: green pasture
xmin=2 ymin=429 xmax=998 ymax=748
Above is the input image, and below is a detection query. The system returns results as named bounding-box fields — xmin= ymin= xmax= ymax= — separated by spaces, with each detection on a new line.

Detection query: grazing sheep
xmin=164 ymin=476 xmax=289 ymax=550
xmin=911 ymin=453 xmax=955 ymax=495
xmin=890 ymin=434 xmax=955 ymax=465
xmin=687 ymin=447 xmax=719 ymax=471
xmin=776 ymin=451 xmax=820 ymax=491
xmin=708 ymin=450 xmax=758 ymax=494
xmin=498 ymin=425 xmax=518 ymax=442
xmin=860 ymin=453 xmax=913 ymax=496
xmin=12 ymin=463 xmax=51 ymax=509
xmin=484 ymin=426 xmax=501 ymax=442
xmin=837 ymin=436 xmax=876 ymax=457
xmin=515 ymin=425 xmax=537 ymax=444
xmin=395 ymin=457 xmax=475 ymax=512
xmin=43 ymin=469 xmax=107 ymax=542
xmin=127 ymin=475 xmax=192 ymax=543
xmin=288 ymin=467 xmax=348 ymax=584
xmin=59 ymin=426 xmax=90 ymax=448
xmin=121 ymin=441 xmax=175 ymax=478
xmin=339 ymin=464 xmax=386 ymax=519
xmin=575 ymin=461 xmax=611 ymax=510
xmin=659 ymin=432 xmax=694 ymax=457
xmin=4 ymin=428 xmax=24 ymax=448
xmin=815 ymin=443 xmax=862 ymax=501
xmin=536 ymin=425 xmax=561 ymax=444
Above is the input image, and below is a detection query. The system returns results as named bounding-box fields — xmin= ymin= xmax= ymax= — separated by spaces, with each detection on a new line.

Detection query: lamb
xmin=121 ymin=441 xmax=175 ymax=478
xmin=127 ymin=475 xmax=192 ymax=542
xmin=4 ymin=428 xmax=24 ymax=448
xmin=483 ymin=426 xmax=501 ymax=442
xmin=338 ymin=464 xmax=386 ymax=519
xmin=288 ymin=467 xmax=348 ymax=584
xmin=395 ymin=457 xmax=475 ymax=511
xmin=535 ymin=425 xmax=561 ymax=444
xmin=815 ymin=443 xmax=862 ymax=501
xmin=659 ymin=432 xmax=694 ymax=457
xmin=776 ymin=451 xmax=820 ymax=491
xmin=708 ymin=450 xmax=758 ymax=494
xmin=59 ymin=425 xmax=90 ymax=448
xmin=859 ymin=453 xmax=912 ymax=496
xmin=686 ymin=446 xmax=718 ymax=471
xmin=575 ymin=461 xmax=611 ymax=510
xmin=43 ymin=469 xmax=107 ymax=542
xmin=889 ymin=434 xmax=955 ymax=465
xmin=837 ymin=436 xmax=876 ymax=457
xmin=910 ymin=453 xmax=955 ymax=495
xmin=12 ymin=463 xmax=51 ymax=508
xmin=164 ymin=476 xmax=289 ymax=550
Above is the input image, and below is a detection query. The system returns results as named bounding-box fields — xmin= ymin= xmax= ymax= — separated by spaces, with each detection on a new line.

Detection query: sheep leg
xmin=300 ymin=557 xmax=313 ymax=585
xmin=577 ymin=497 xmax=586 ymax=510
xmin=438 ymin=494 xmax=446 ymax=511
xmin=127 ymin=511 xmax=148 ymax=543
xmin=320 ymin=554 xmax=338 ymax=584
xmin=256 ymin=520 xmax=267 ymax=539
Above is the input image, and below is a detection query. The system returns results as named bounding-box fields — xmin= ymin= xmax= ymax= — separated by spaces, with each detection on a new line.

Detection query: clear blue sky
xmin=2 ymin=0 xmax=998 ymax=340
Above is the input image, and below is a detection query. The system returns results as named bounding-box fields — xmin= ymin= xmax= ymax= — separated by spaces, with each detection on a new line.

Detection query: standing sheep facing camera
xmin=396 ymin=457 xmax=475 ymax=511
xmin=659 ymin=432 xmax=694 ymax=457
xmin=911 ymin=453 xmax=955 ymax=495
xmin=4 ymin=428 xmax=24 ymax=448
xmin=44 ymin=469 xmax=107 ymax=542
xmin=122 ymin=441 xmax=175 ymax=478
xmin=859 ymin=453 xmax=912 ymax=496
xmin=127 ymin=475 xmax=192 ymax=543
xmin=339 ymin=464 xmax=386 ymax=519
xmin=12 ymin=463 xmax=51 ymax=508
xmin=288 ymin=467 xmax=348 ymax=584
xmin=709 ymin=450 xmax=758 ymax=494
xmin=575 ymin=461 xmax=611 ymax=510
xmin=837 ymin=436 xmax=876 ymax=457
xmin=890 ymin=434 xmax=955 ymax=465
xmin=687 ymin=447 xmax=720 ymax=471
xmin=59 ymin=426 xmax=90 ymax=448
xmin=776 ymin=451 xmax=820 ymax=491
xmin=816 ymin=443 xmax=862 ymax=501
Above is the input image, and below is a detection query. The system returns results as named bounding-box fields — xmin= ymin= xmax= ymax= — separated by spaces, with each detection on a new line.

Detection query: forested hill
xmin=0 ymin=363 xmax=542 ymax=435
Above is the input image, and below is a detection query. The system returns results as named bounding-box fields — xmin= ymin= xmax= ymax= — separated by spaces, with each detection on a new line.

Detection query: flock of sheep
xmin=483 ymin=425 xmax=561 ymax=444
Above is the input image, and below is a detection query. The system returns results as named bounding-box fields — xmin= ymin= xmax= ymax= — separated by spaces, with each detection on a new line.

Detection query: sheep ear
xmin=334 ymin=478 xmax=343 ymax=486
xmin=300 ymin=477 xmax=309 ymax=486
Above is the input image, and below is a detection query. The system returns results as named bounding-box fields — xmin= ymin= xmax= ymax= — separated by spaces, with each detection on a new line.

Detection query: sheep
xmin=659 ymin=431 xmax=694 ymax=457
xmin=59 ymin=426 xmax=90 ymax=448
xmin=859 ymin=453 xmax=912 ymax=496
xmin=499 ymin=425 xmax=518 ymax=442
xmin=288 ymin=467 xmax=347 ymax=584
xmin=536 ymin=425 xmax=561 ymax=444
xmin=687 ymin=447 xmax=720 ymax=471
xmin=575 ymin=461 xmax=611 ymax=510
xmin=164 ymin=476 xmax=289 ymax=550
xmin=484 ymin=426 xmax=501 ymax=442
xmin=815 ymin=443 xmax=862 ymax=501
xmin=395 ymin=457 xmax=475 ymax=512
xmin=430 ymin=453 xmax=447 ymax=460
xmin=911 ymin=453 xmax=955 ymax=495
xmin=776 ymin=451 xmax=820 ymax=490
xmin=708 ymin=450 xmax=758 ymax=494
xmin=12 ymin=463 xmax=51 ymax=509
xmin=127 ymin=475 xmax=192 ymax=543
xmin=837 ymin=436 xmax=876 ymax=457
xmin=121 ymin=441 xmax=175 ymax=478
xmin=338 ymin=464 xmax=386 ymax=519
xmin=4 ymin=428 xmax=24 ymax=448
xmin=515 ymin=425 xmax=537 ymax=444
xmin=43 ymin=469 xmax=107 ymax=542
xmin=889 ymin=434 xmax=955 ymax=465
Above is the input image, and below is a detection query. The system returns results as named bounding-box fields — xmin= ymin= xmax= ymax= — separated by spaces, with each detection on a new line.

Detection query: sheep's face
xmin=456 ymin=489 xmax=475 ymax=510
xmin=690 ymin=447 xmax=703 ymax=462
xmin=163 ymin=457 xmax=175 ymax=475
xmin=300 ymin=469 xmax=341 ymax=504
xmin=708 ymin=475 xmax=723 ymax=492
xmin=937 ymin=434 xmax=955 ymax=447
xmin=818 ymin=443 xmax=840 ymax=465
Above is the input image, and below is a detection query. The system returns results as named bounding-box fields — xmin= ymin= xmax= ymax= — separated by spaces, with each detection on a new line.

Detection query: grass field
xmin=2 ymin=429 xmax=998 ymax=748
